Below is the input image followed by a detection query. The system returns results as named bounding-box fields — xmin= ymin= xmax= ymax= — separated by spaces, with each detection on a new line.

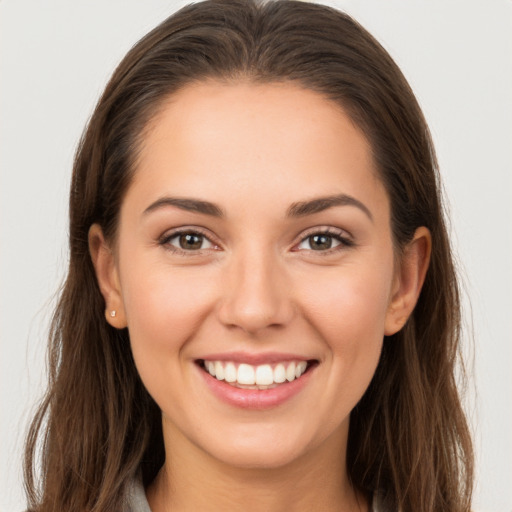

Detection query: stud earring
xmin=110 ymin=310 xmax=116 ymax=318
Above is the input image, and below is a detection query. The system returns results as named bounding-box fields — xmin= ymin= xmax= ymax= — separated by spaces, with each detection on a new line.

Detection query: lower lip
xmin=198 ymin=365 xmax=314 ymax=410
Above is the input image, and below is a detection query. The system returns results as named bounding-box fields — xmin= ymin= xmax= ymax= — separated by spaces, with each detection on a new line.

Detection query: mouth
xmin=197 ymin=359 xmax=318 ymax=390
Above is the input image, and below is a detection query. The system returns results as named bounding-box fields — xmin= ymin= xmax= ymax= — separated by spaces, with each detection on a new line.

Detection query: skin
xmin=90 ymin=81 xmax=430 ymax=511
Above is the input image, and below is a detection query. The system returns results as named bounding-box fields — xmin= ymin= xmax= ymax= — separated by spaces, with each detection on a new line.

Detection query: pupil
xmin=310 ymin=234 xmax=332 ymax=250
xmin=179 ymin=233 xmax=203 ymax=250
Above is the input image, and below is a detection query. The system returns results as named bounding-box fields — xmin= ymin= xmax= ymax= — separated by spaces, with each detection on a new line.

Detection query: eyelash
xmin=158 ymin=227 xmax=354 ymax=256
xmin=158 ymin=228 xmax=219 ymax=255
xmin=293 ymin=227 xmax=355 ymax=255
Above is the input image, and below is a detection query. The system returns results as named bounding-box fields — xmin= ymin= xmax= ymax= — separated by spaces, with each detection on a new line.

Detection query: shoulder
xmin=122 ymin=476 xmax=152 ymax=512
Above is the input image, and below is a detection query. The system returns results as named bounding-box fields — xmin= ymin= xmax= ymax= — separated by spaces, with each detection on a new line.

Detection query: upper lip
xmin=197 ymin=351 xmax=316 ymax=365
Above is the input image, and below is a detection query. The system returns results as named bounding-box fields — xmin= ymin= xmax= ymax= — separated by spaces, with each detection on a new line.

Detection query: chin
xmin=194 ymin=421 xmax=340 ymax=471
xmin=209 ymin=442 xmax=309 ymax=470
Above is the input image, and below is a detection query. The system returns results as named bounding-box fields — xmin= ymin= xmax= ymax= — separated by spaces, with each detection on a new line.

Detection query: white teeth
xmin=203 ymin=359 xmax=310 ymax=387
xmin=214 ymin=361 xmax=224 ymax=381
xmin=286 ymin=362 xmax=296 ymax=382
xmin=255 ymin=364 xmax=274 ymax=386
xmin=237 ymin=363 xmax=255 ymax=385
xmin=296 ymin=361 xmax=307 ymax=378
xmin=274 ymin=363 xmax=286 ymax=383
xmin=225 ymin=362 xmax=237 ymax=383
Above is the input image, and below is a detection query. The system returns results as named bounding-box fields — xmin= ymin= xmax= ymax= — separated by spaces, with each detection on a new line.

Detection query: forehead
xmin=126 ymin=80 xmax=388 ymax=220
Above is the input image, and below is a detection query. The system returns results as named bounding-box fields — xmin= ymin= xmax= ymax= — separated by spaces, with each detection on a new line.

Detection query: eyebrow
xmin=286 ymin=194 xmax=373 ymax=221
xmin=143 ymin=193 xmax=373 ymax=221
xmin=143 ymin=197 xmax=224 ymax=217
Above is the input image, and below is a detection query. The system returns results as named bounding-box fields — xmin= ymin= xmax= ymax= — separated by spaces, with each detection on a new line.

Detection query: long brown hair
xmin=24 ymin=1 xmax=473 ymax=510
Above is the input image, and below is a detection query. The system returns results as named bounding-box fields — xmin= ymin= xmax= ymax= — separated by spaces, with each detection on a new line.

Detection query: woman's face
xmin=97 ymin=81 xmax=411 ymax=469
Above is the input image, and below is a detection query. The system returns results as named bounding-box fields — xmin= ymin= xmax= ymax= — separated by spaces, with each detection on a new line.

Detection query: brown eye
xmin=308 ymin=234 xmax=333 ymax=250
xmin=179 ymin=233 xmax=204 ymax=250
xmin=296 ymin=230 xmax=349 ymax=252
xmin=164 ymin=231 xmax=215 ymax=251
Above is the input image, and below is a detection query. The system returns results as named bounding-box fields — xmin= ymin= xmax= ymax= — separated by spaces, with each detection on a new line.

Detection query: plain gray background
xmin=1 ymin=1 xmax=511 ymax=511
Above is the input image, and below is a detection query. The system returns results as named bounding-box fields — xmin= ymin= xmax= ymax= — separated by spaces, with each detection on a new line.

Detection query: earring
xmin=110 ymin=310 xmax=116 ymax=318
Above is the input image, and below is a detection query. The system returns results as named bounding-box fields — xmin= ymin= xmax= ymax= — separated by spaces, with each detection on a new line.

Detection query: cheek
xmin=297 ymin=262 xmax=393 ymax=399
xmin=118 ymin=259 xmax=220 ymax=415
xmin=118 ymin=254 xmax=217 ymax=362
xmin=300 ymin=262 xmax=393 ymax=342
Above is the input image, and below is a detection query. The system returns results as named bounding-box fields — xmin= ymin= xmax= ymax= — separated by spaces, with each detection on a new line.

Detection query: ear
xmin=88 ymin=224 xmax=127 ymax=329
xmin=384 ymin=227 xmax=431 ymax=336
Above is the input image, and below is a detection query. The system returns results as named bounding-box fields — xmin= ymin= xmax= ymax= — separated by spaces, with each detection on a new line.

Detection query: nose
xmin=216 ymin=246 xmax=295 ymax=334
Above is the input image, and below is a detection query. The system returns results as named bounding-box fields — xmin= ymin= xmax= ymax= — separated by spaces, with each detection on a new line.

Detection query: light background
xmin=1 ymin=1 xmax=511 ymax=511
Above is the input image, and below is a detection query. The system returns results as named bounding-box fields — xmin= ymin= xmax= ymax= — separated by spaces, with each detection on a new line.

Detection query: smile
xmin=201 ymin=360 xmax=310 ymax=389
xmin=196 ymin=354 xmax=318 ymax=409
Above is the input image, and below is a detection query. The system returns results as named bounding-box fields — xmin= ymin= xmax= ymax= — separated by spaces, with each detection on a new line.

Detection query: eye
xmin=295 ymin=229 xmax=353 ymax=252
xmin=163 ymin=230 xmax=215 ymax=251
xmin=297 ymin=233 xmax=341 ymax=251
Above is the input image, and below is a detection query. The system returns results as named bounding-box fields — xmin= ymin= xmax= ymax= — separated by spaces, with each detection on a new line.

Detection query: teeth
xmin=237 ymin=364 xmax=255 ymax=385
xmin=255 ymin=364 xmax=274 ymax=386
xmin=203 ymin=360 xmax=309 ymax=388
xmin=225 ymin=362 xmax=237 ymax=383
xmin=296 ymin=361 xmax=307 ymax=378
xmin=214 ymin=361 xmax=224 ymax=381
xmin=286 ymin=362 xmax=296 ymax=382
xmin=274 ymin=363 xmax=286 ymax=383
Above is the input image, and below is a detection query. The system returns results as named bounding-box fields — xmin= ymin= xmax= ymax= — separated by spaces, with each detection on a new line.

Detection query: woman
xmin=23 ymin=0 xmax=473 ymax=510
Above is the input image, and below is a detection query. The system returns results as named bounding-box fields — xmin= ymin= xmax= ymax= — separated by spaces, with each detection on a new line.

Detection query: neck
xmin=146 ymin=423 xmax=368 ymax=512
